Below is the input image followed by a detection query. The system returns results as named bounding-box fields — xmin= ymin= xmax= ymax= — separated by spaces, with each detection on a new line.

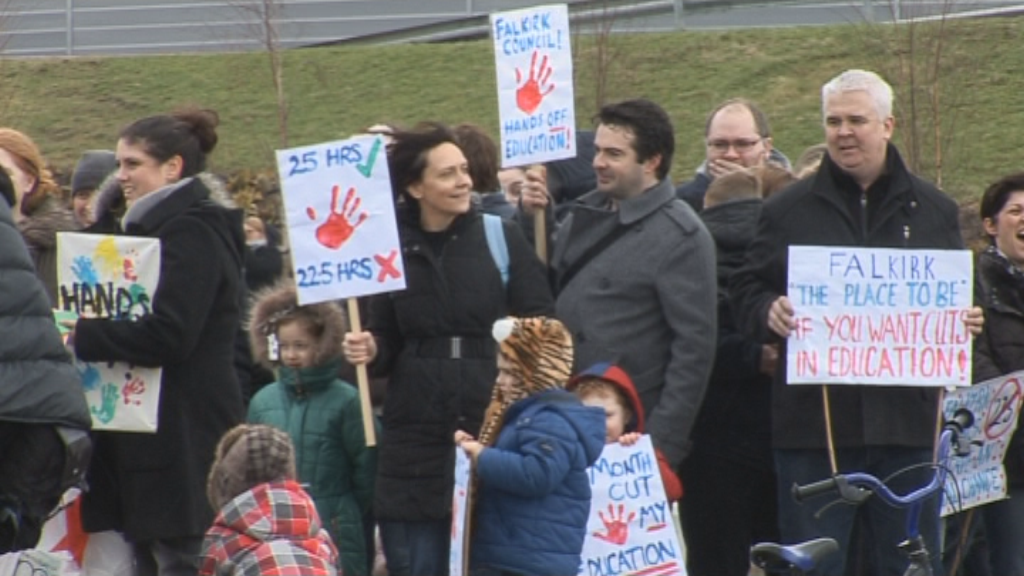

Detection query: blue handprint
xmin=72 ymin=256 xmax=99 ymax=284
xmin=91 ymin=383 xmax=119 ymax=424
xmin=76 ymin=362 xmax=102 ymax=391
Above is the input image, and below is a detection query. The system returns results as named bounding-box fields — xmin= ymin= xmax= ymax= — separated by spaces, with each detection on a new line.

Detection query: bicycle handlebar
xmin=791 ymin=409 xmax=974 ymax=508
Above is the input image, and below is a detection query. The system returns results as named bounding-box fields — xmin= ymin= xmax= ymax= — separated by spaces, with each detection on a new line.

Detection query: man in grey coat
xmin=524 ymin=98 xmax=717 ymax=468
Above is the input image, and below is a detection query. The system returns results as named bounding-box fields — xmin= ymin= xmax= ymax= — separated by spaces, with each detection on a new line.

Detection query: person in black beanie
xmin=70 ymin=150 xmax=117 ymax=227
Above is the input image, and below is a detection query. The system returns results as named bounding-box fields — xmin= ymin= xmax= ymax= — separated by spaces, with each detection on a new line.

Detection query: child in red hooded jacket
xmin=568 ymin=362 xmax=683 ymax=502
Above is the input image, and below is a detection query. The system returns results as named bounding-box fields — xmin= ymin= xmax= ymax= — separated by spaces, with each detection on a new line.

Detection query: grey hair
xmin=821 ymin=69 xmax=893 ymax=121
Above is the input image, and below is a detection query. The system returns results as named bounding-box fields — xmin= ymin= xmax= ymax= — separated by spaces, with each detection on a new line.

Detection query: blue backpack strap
xmin=482 ymin=214 xmax=509 ymax=287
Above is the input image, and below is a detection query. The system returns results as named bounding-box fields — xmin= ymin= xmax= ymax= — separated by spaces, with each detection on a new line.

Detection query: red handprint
xmin=307 ymin=185 xmax=369 ymax=250
xmin=515 ymin=51 xmax=555 ymax=115
xmin=593 ymin=503 xmax=636 ymax=545
xmin=121 ymin=373 xmax=146 ymax=406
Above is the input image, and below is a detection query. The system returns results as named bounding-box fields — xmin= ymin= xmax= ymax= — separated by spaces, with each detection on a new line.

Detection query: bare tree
xmin=860 ymin=0 xmax=976 ymax=188
xmin=228 ymin=0 xmax=289 ymax=148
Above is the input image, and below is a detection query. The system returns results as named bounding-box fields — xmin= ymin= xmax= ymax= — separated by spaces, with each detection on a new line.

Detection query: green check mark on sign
xmin=357 ymin=138 xmax=382 ymax=177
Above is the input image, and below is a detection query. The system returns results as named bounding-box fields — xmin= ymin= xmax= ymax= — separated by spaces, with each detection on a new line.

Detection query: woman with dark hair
xmin=66 ymin=108 xmax=246 ymax=576
xmin=0 ymin=128 xmax=80 ymax=306
xmin=973 ymin=172 xmax=1024 ymax=576
xmin=343 ymin=123 xmax=553 ymax=576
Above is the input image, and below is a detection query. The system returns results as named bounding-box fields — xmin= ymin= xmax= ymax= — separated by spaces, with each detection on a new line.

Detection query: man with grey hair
xmin=731 ymin=69 xmax=983 ymax=575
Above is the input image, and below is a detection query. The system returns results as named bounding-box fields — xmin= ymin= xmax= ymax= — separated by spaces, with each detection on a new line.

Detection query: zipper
xmin=860 ymin=191 xmax=868 ymax=242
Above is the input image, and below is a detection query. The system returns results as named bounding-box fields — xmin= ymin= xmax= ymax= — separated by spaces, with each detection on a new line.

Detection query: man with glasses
xmin=675 ymin=98 xmax=788 ymax=212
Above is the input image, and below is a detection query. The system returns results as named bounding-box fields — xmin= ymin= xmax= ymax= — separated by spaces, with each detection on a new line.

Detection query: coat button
xmin=598 ymin=278 xmax=611 ymax=289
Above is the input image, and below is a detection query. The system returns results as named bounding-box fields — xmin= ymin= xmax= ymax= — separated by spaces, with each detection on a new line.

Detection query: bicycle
xmin=749 ymin=408 xmax=975 ymax=576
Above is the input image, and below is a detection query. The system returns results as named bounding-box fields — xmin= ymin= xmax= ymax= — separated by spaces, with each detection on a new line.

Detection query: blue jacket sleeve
xmin=475 ymin=410 xmax=574 ymax=498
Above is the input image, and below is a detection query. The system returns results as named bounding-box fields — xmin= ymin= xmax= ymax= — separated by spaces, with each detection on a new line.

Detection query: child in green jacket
xmin=247 ymin=283 xmax=379 ymax=576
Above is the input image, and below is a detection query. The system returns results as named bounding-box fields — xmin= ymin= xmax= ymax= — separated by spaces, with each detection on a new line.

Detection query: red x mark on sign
xmin=375 ymin=250 xmax=402 ymax=282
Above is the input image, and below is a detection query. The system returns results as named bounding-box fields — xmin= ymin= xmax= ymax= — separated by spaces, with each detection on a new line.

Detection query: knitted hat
xmin=206 ymin=424 xmax=296 ymax=511
xmin=71 ymin=150 xmax=117 ymax=196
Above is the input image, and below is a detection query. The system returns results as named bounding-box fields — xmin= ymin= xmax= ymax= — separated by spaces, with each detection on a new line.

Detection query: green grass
xmin=3 ymin=16 xmax=1023 ymax=200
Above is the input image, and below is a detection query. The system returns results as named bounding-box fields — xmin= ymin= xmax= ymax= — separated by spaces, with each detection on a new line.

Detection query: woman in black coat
xmin=343 ymin=124 xmax=553 ymax=576
xmin=67 ymin=109 xmax=245 ymax=576
xmin=973 ymin=172 xmax=1024 ymax=576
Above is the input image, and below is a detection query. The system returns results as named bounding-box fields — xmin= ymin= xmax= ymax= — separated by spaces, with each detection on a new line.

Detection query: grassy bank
xmin=3 ymin=16 xmax=1023 ymax=200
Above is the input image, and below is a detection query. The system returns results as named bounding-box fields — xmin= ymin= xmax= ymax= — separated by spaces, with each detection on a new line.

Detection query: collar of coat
xmin=809 ymin=143 xmax=919 ymax=235
xmin=576 ymin=178 xmax=677 ymax=226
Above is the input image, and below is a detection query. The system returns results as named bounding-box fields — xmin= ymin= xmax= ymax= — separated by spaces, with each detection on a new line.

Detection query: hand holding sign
xmin=593 ymin=503 xmax=636 ymax=545
xmin=515 ymin=51 xmax=554 ymax=115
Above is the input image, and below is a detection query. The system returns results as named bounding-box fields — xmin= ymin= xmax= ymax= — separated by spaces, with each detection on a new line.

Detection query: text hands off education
xmin=594 ymin=503 xmax=636 ymax=546
xmin=516 ymin=51 xmax=555 ymax=116
xmin=307 ymin=186 xmax=368 ymax=250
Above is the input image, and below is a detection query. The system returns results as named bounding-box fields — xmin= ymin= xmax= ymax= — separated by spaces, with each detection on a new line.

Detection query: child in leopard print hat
xmin=454 ymin=316 xmax=605 ymax=576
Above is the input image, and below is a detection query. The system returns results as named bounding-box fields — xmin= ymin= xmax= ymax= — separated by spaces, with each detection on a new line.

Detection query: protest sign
xmin=57 ymin=233 xmax=162 ymax=432
xmin=786 ymin=246 xmax=973 ymax=386
xmin=276 ymin=135 xmax=403 ymax=305
xmin=579 ymin=436 xmax=684 ymax=576
xmin=450 ymin=449 xmax=471 ymax=576
xmin=491 ymin=4 xmax=575 ymax=167
xmin=941 ymin=371 xmax=1024 ymax=515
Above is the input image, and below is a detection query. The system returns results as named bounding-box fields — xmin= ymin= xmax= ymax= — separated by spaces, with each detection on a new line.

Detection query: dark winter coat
xmin=18 ymin=195 xmax=81 ymax=307
xmin=973 ymin=246 xmax=1024 ymax=487
xmin=553 ymin=179 xmax=717 ymax=468
xmin=368 ymin=206 xmax=553 ymax=522
xmin=199 ymin=480 xmax=339 ymax=576
xmin=471 ymin=389 xmax=605 ymax=576
xmin=75 ymin=176 xmax=246 ymax=541
xmin=697 ymin=198 xmax=774 ymax=469
xmin=730 ymin=145 xmax=964 ymax=449
xmin=0 ymin=196 xmax=89 ymax=429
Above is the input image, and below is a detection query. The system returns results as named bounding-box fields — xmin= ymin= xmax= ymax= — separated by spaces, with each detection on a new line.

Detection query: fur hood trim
xmin=90 ymin=171 xmax=235 ymax=225
xmin=248 ymin=281 xmax=348 ymax=369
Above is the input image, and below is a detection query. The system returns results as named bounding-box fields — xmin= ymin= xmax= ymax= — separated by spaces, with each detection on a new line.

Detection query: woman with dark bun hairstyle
xmin=66 ymin=108 xmax=246 ymax=576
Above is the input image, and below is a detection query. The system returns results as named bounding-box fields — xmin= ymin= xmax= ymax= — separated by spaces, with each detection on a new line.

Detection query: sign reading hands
xmin=491 ymin=4 xmax=576 ymax=167
xmin=276 ymin=135 xmax=404 ymax=305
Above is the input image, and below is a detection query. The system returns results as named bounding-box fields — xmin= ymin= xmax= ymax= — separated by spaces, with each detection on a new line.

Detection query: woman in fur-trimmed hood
xmin=247 ymin=282 xmax=379 ymax=576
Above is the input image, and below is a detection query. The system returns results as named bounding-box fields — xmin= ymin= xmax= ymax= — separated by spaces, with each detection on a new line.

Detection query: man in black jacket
xmin=730 ymin=69 xmax=983 ymax=576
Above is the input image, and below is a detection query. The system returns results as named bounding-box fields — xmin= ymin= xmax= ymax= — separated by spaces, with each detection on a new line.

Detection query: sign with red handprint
xmin=491 ymin=4 xmax=576 ymax=168
xmin=578 ymin=436 xmax=685 ymax=576
xmin=276 ymin=135 xmax=404 ymax=305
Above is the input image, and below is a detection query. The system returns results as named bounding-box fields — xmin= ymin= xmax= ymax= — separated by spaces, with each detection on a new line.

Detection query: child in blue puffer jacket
xmin=455 ymin=316 xmax=605 ymax=576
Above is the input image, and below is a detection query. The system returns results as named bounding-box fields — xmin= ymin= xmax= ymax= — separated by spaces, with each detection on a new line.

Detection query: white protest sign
xmin=491 ymin=4 xmax=576 ymax=167
xmin=578 ymin=436 xmax=685 ymax=576
xmin=57 ymin=233 xmax=162 ymax=432
xmin=276 ymin=135 xmax=404 ymax=305
xmin=941 ymin=371 xmax=1024 ymax=515
xmin=450 ymin=449 xmax=471 ymax=576
xmin=786 ymin=246 xmax=973 ymax=386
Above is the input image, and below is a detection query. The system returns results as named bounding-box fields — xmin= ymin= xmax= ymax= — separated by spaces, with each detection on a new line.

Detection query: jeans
xmin=379 ymin=519 xmax=450 ymax=576
xmin=775 ymin=447 xmax=943 ymax=576
xmin=982 ymin=487 xmax=1024 ymax=575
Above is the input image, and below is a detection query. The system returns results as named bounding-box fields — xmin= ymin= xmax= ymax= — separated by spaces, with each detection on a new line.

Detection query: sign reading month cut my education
xmin=491 ymin=4 xmax=575 ymax=167
xmin=786 ymin=246 xmax=973 ymax=386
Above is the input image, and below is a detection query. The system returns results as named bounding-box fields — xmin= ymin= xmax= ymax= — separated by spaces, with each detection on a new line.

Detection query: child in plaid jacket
xmin=199 ymin=424 xmax=340 ymax=575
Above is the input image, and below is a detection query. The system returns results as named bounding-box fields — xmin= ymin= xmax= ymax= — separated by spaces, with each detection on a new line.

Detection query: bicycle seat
xmin=751 ymin=538 xmax=839 ymax=574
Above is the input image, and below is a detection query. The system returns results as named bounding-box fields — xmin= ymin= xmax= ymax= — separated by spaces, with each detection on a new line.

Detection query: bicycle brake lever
xmin=834 ymin=477 xmax=873 ymax=504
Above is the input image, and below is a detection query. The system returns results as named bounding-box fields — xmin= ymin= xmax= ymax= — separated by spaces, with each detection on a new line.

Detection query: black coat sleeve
xmin=729 ymin=201 xmax=789 ymax=345
xmin=75 ymin=215 xmax=228 ymax=366
xmin=503 ymin=218 xmax=555 ymax=317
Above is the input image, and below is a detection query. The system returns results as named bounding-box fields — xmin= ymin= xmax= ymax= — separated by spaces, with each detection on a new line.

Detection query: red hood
xmin=567 ymin=362 xmax=645 ymax=433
